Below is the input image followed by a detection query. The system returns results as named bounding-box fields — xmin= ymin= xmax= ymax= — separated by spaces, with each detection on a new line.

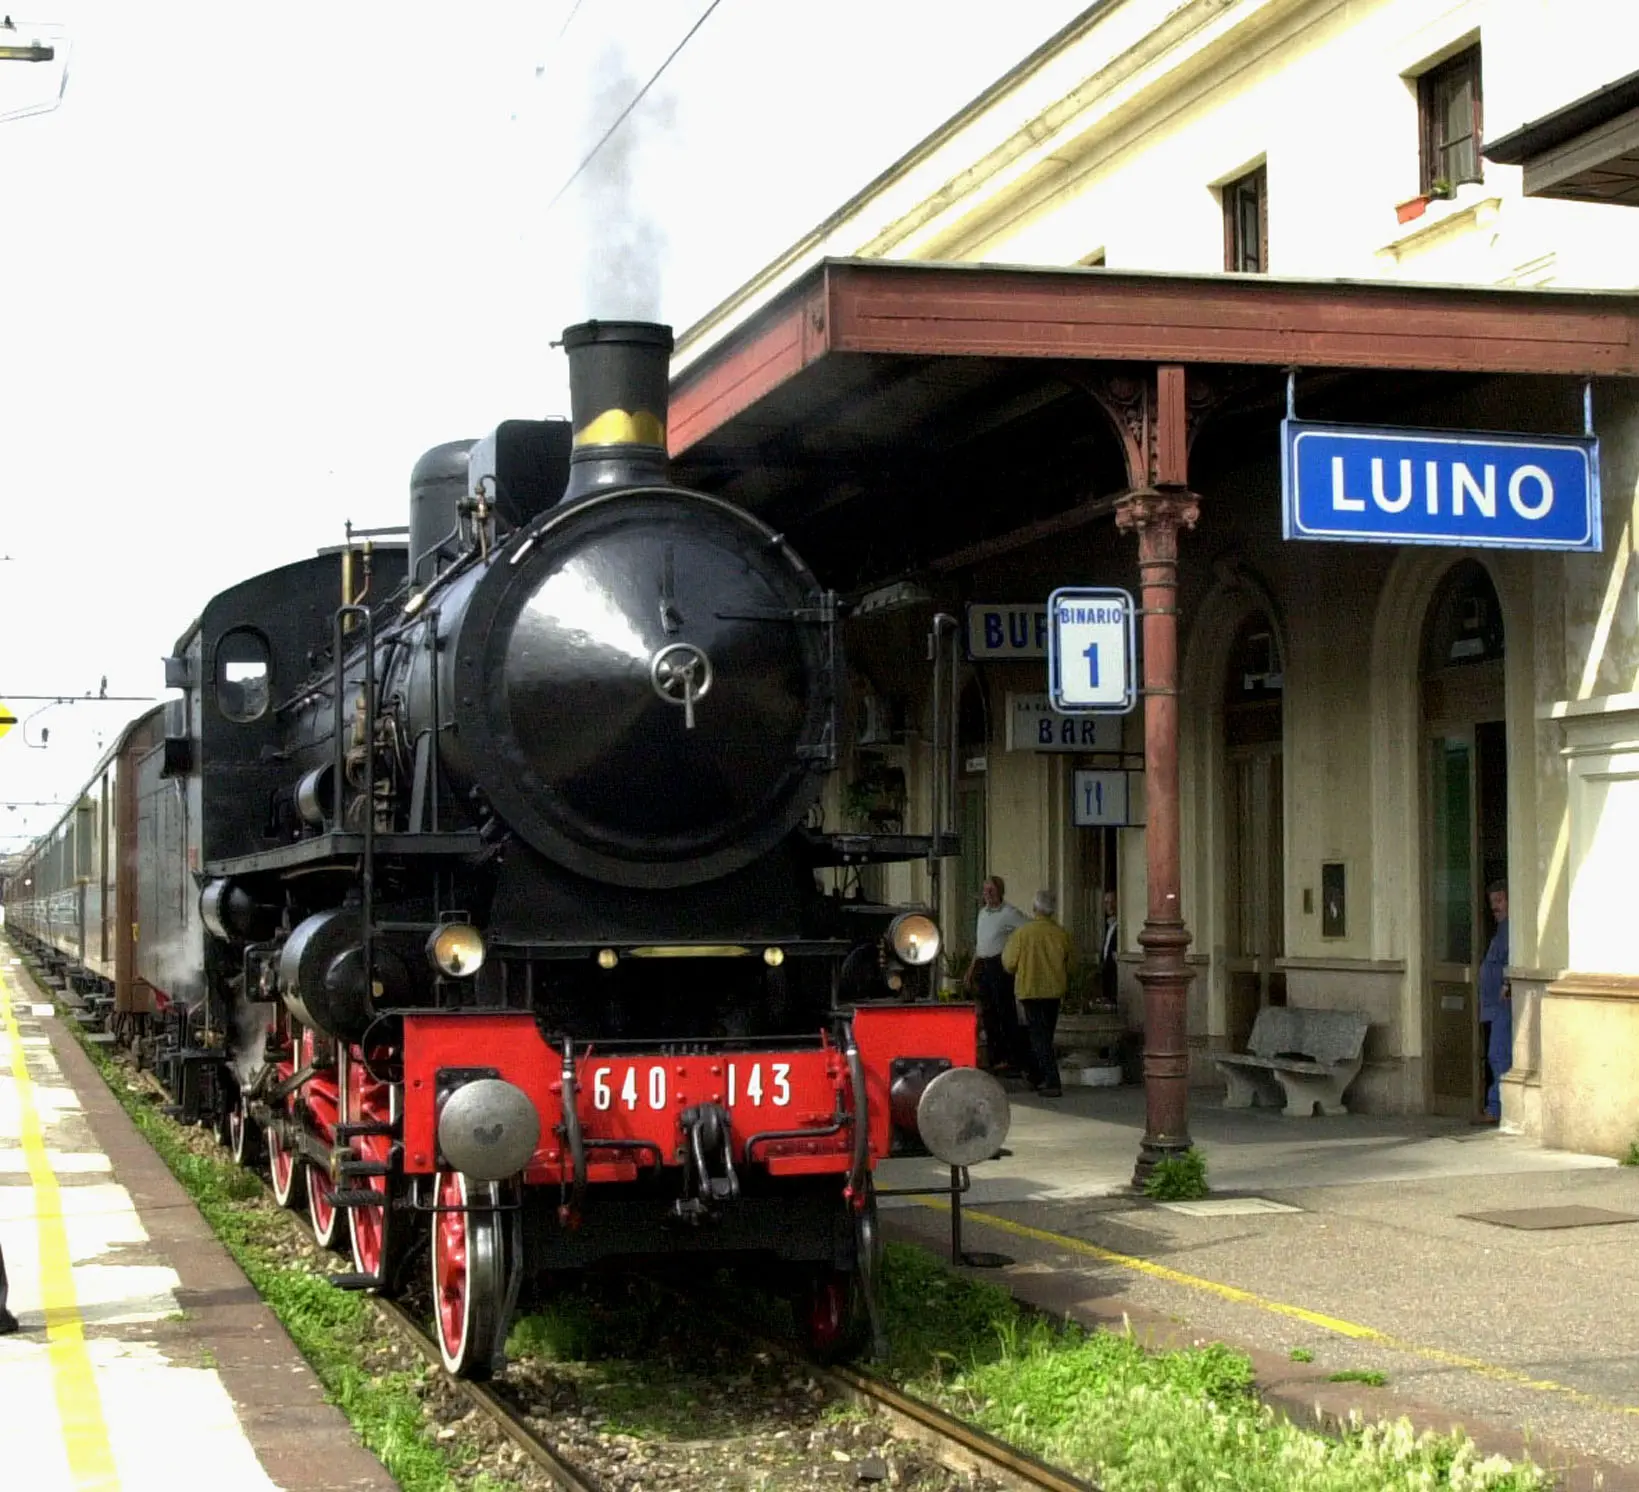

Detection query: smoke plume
xmin=148 ymin=894 xmax=207 ymax=1012
xmin=572 ymin=42 xmax=672 ymax=321
xmin=230 ymin=997 xmax=276 ymax=1089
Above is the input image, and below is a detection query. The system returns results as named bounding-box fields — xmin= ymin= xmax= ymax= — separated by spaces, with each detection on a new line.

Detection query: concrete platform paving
xmin=880 ymin=1084 xmax=1639 ymax=1488
xmin=0 ymin=955 xmax=396 ymax=1492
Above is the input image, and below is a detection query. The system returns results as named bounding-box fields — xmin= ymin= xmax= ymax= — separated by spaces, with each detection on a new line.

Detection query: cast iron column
xmin=1117 ymin=484 xmax=1199 ymax=1184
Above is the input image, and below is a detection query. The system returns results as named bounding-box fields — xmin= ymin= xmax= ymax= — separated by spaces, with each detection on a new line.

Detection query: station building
xmin=665 ymin=0 xmax=1639 ymax=1156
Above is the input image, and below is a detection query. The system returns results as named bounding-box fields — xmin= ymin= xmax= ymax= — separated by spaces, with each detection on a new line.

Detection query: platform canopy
xmin=668 ymin=258 xmax=1639 ymax=589
xmin=1487 ymin=68 xmax=1639 ymax=207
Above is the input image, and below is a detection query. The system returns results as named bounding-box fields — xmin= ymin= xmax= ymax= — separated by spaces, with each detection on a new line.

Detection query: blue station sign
xmin=1281 ymin=420 xmax=1601 ymax=553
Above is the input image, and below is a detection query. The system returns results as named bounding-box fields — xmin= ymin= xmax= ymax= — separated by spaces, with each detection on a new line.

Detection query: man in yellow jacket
xmin=1001 ymin=889 xmax=1074 ymax=1098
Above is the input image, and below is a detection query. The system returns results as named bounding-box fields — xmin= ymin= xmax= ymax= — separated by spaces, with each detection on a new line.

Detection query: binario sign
xmin=1281 ymin=420 xmax=1600 ymax=553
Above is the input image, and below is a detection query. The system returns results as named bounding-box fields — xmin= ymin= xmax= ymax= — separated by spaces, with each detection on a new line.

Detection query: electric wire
xmin=552 ymin=0 xmax=588 ymax=45
xmin=545 ymin=0 xmax=724 ymax=212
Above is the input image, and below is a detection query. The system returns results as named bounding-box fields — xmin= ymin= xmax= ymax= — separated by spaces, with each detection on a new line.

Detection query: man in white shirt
xmin=965 ymin=875 xmax=1029 ymax=1074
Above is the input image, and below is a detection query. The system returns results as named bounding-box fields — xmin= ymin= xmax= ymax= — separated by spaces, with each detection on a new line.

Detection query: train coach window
xmin=215 ymin=628 xmax=271 ymax=722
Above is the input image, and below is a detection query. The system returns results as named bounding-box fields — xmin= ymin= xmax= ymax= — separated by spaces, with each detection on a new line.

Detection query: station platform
xmin=880 ymin=1085 xmax=1639 ymax=1491
xmin=0 ymin=955 xmax=394 ymax=1492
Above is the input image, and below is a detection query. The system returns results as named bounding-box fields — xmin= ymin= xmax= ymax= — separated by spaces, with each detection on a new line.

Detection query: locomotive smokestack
xmin=560 ymin=320 xmax=674 ymax=503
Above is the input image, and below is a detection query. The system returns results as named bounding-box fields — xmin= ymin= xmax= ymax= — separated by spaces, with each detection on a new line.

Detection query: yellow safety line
xmin=1 ymin=969 xmax=121 ymax=1488
xmin=917 ymin=1198 xmax=1639 ymax=1419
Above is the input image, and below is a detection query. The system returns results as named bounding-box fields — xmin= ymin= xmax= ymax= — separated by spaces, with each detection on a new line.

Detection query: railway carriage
xmin=4 ymin=320 xmax=1009 ymax=1378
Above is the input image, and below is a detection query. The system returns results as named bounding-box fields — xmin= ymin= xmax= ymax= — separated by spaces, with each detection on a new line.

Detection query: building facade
xmin=671 ymin=0 xmax=1639 ymax=1154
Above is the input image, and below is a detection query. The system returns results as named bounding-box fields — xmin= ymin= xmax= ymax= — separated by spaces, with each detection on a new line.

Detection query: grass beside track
xmin=871 ymin=1244 xmax=1548 ymax=1492
xmin=29 ymin=953 xmax=1552 ymax=1492
xmin=43 ymin=987 xmax=509 ymax=1492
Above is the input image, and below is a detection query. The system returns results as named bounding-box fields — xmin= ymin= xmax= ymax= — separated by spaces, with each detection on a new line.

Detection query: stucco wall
xmin=677 ymin=0 xmax=1639 ymax=371
xmin=1540 ymin=979 xmax=1639 ymax=1156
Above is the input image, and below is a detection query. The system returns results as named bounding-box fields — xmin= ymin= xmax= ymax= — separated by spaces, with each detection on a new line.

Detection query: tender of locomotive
xmin=9 ymin=320 xmax=1008 ymax=1378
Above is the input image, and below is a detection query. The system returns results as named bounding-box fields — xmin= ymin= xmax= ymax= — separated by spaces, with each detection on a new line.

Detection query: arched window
xmin=1421 ymin=561 xmax=1504 ymax=674
xmin=215 ymin=628 xmax=271 ymax=723
xmin=1223 ymin=614 xmax=1283 ymax=749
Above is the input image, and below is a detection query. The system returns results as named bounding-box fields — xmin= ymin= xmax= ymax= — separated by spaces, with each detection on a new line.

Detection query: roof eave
xmin=1487 ymin=68 xmax=1639 ymax=164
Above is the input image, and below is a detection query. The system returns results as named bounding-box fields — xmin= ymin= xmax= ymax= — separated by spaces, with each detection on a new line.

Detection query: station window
xmin=1222 ymin=166 xmax=1267 ymax=273
xmin=1224 ymin=616 xmax=1283 ymax=749
xmin=214 ymin=628 xmax=271 ymax=722
xmin=1419 ymin=45 xmax=1483 ymax=194
xmin=1422 ymin=561 xmax=1504 ymax=670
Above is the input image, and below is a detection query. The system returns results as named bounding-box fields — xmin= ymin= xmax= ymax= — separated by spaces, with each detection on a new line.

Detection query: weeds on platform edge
xmin=38 ymin=970 xmax=509 ymax=1492
xmin=1143 ymin=1147 xmax=1209 ymax=1200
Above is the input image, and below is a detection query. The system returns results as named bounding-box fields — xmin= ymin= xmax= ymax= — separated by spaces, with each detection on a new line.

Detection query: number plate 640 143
xmin=585 ymin=1060 xmax=794 ymax=1114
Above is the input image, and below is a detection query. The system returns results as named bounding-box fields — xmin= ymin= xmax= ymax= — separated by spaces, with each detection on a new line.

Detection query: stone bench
xmin=1214 ymin=1006 xmax=1369 ymax=1117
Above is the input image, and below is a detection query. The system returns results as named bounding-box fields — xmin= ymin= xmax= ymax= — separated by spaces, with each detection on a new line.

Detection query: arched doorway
xmin=1421 ymin=561 xmax=1508 ymax=1118
xmin=1223 ymin=615 xmax=1285 ymax=1055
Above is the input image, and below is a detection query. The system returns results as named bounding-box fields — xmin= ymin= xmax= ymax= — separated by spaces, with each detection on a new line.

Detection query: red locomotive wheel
xmin=299 ymin=1028 xmax=345 ymax=1250
xmin=268 ymin=1025 xmax=306 ymax=1210
xmin=307 ymin=1163 xmax=345 ymax=1250
xmin=345 ymin=1047 xmax=408 ymax=1295
xmin=804 ymin=1271 xmax=867 ymax=1362
xmin=228 ymin=1094 xmax=261 ymax=1167
xmin=268 ymin=1127 xmax=304 ymax=1210
xmin=432 ymin=1171 xmax=505 ymax=1380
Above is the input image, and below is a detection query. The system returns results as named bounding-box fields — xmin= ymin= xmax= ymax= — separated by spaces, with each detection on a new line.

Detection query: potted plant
xmin=1395 ymin=179 xmax=1456 ymax=225
xmin=1054 ymin=957 xmax=1126 ymax=1070
xmin=840 ymin=757 xmax=907 ymax=830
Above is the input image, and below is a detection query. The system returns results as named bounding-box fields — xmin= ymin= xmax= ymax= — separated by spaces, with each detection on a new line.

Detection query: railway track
xmin=374 ymin=1297 xmax=601 ymax=1492
xmin=373 ymin=1290 xmax=1100 ymax=1492
xmin=57 ymin=991 xmax=1094 ymax=1492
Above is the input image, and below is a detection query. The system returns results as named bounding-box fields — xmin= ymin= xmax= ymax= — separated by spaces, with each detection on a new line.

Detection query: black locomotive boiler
xmin=8 ymin=321 xmax=1010 ymax=1379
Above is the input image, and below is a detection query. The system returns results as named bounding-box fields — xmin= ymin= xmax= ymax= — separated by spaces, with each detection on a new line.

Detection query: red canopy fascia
xmin=670 ymin=258 xmax=1639 ymax=455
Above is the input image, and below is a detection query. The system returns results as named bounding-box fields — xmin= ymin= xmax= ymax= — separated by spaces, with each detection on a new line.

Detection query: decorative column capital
xmin=1114 ymin=488 xmax=1206 ymax=557
xmin=1114 ymin=486 xmax=1201 ymax=539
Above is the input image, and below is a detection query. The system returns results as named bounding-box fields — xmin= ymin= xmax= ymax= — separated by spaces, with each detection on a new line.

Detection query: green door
xmin=1427 ymin=733 xmax=1477 ymax=1117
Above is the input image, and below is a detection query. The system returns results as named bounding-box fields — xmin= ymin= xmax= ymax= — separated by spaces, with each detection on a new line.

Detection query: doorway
xmin=1421 ymin=563 xmax=1507 ymax=1118
xmin=1223 ymin=616 xmax=1286 ymax=1054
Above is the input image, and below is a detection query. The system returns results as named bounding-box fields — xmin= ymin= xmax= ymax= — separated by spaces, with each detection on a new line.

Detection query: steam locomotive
xmin=4 ymin=320 xmax=1009 ymax=1378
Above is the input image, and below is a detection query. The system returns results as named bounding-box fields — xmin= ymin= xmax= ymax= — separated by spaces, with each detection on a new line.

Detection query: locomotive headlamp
xmin=887 ymin=913 xmax=941 ymax=967
xmin=762 ymin=946 xmax=785 ymax=968
xmin=428 ymin=923 xmax=485 ymax=978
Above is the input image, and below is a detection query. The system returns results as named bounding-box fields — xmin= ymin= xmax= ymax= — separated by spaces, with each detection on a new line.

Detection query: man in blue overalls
xmin=1477 ymin=880 xmax=1511 ymax=1125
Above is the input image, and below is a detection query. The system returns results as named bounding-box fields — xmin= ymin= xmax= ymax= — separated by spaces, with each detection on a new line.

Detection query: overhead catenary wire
xmin=544 ymin=0 xmax=724 ymax=213
xmin=552 ymin=0 xmax=589 ymax=46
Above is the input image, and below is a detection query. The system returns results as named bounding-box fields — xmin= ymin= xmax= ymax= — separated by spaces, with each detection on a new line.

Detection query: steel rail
xmin=670 ymin=1275 xmax=1103 ymax=1492
xmin=820 ymin=1359 xmax=1101 ymax=1492
xmin=29 ymin=934 xmax=1095 ymax=1492
xmin=373 ymin=1298 xmax=601 ymax=1492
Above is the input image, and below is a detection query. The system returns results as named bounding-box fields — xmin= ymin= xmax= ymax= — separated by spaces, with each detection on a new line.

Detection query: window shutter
xmin=1257 ymin=167 xmax=1269 ymax=273
xmin=1470 ymin=48 xmax=1484 ymax=176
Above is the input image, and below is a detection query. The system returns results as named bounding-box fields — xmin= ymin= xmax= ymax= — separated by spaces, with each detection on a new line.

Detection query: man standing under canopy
xmin=1477 ymin=879 xmax=1511 ymax=1125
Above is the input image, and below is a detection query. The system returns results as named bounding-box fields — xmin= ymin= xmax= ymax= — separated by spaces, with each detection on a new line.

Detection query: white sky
xmin=0 ymin=0 xmax=1088 ymax=847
